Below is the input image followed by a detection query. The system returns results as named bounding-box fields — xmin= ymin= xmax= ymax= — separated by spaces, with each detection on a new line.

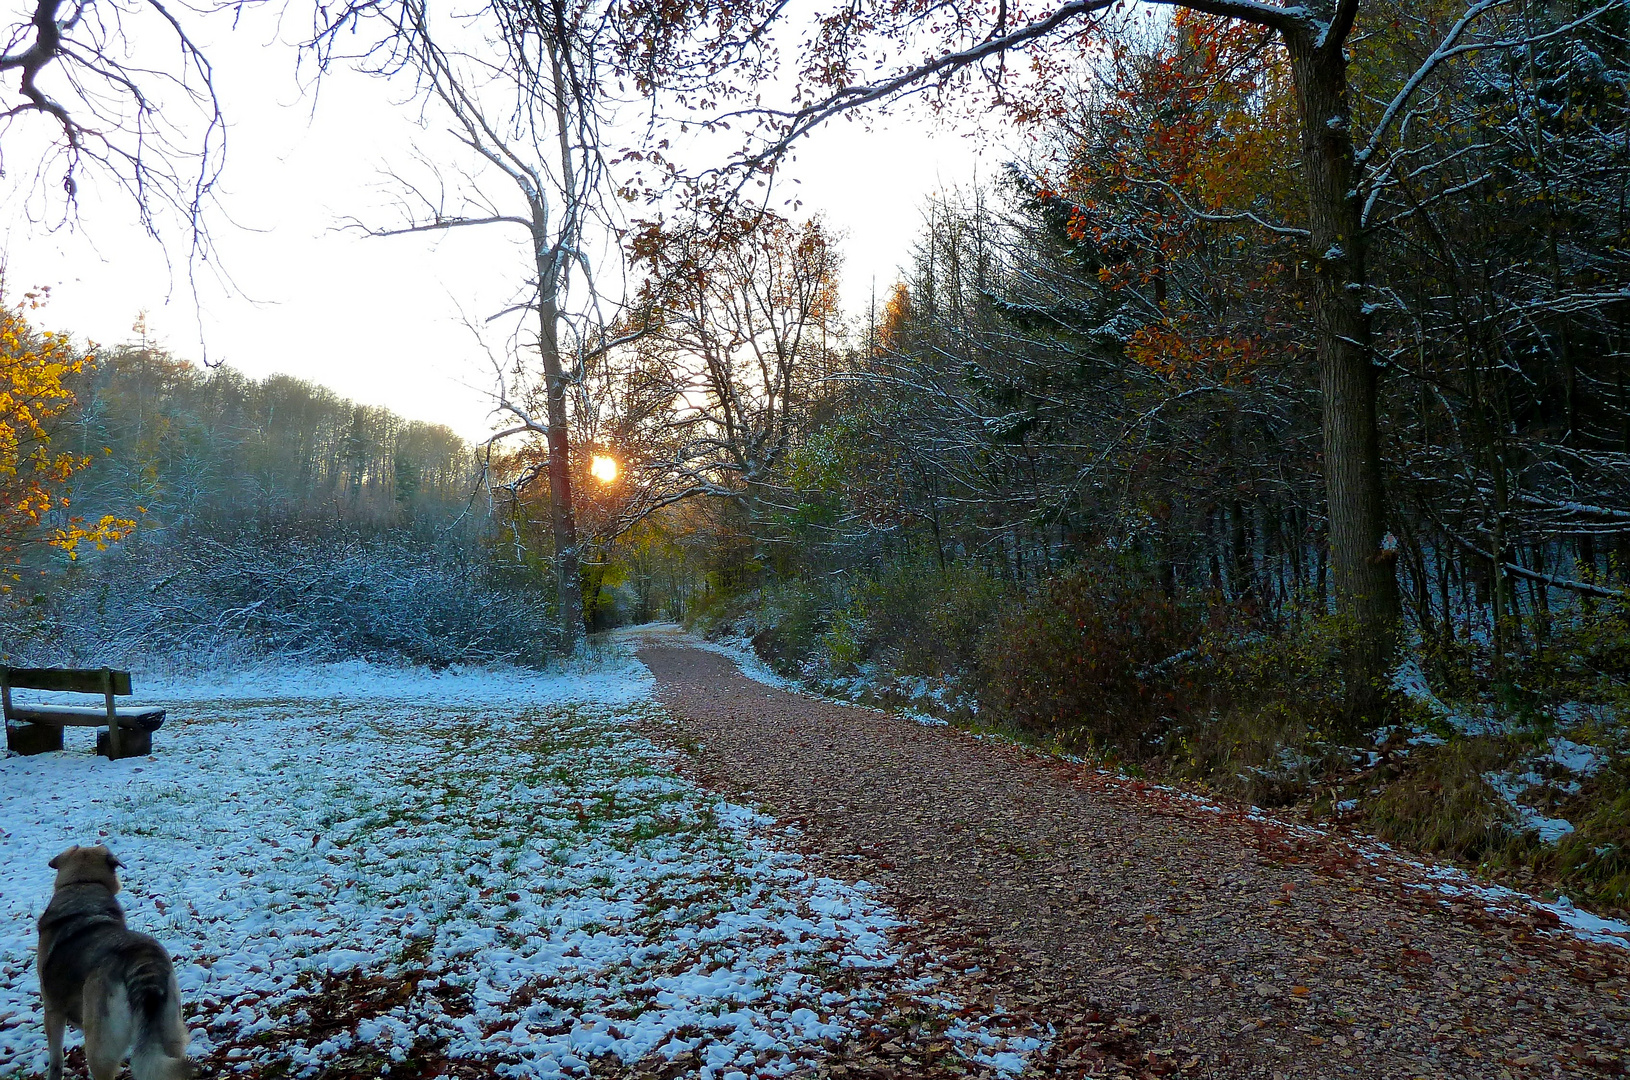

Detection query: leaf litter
xmin=636 ymin=637 xmax=1630 ymax=1079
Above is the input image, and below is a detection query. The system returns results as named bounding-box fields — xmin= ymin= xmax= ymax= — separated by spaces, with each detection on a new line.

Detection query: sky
xmin=1 ymin=7 xmax=998 ymax=443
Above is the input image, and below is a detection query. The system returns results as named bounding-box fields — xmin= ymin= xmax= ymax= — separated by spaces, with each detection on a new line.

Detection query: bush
xmin=1545 ymin=753 xmax=1630 ymax=913
xmin=980 ymin=564 xmax=1202 ymax=753
xmin=1363 ymin=737 xmax=1515 ymax=861
xmin=742 ymin=580 xmax=830 ymax=675
xmin=1168 ymin=610 xmax=1360 ymax=802
xmin=2 ymin=518 xmax=558 ymax=669
xmin=861 ymin=563 xmax=1009 ymax=680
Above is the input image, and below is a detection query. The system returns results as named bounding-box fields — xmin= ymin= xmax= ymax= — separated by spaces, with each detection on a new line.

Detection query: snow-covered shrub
xmin=732 ymin=579 xmax=830 ymax=676
xmin=1 ymin=520 xmax=558 ymax=668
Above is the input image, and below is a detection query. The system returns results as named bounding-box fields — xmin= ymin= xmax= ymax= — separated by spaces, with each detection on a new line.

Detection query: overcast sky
xmin=1 ymin=8 xmax=997 ymax=442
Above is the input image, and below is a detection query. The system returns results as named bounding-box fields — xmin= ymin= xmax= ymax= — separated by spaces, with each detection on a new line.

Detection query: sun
xmin=590 ymin=454 xmax=619 ymax=483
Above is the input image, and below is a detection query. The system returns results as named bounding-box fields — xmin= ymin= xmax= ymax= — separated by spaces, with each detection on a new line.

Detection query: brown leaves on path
xmin=637 ymin=642 xmax=1630 ymax=1079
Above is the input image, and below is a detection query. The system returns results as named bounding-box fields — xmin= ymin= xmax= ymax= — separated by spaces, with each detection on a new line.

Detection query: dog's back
xmin=38 ymin=848 xmax=189 ymax=1080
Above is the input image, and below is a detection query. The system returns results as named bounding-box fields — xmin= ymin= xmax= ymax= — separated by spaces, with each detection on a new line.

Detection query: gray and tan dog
xmin=37 ymin=845 xmax=191 ymax=1080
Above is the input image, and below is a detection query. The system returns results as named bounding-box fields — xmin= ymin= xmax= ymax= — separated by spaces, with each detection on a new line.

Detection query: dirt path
xmin=636 ymin=640 xmax=1630 ymax=1079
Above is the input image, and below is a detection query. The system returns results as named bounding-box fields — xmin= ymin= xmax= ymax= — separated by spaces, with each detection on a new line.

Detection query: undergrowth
xmin=696 ymin=559 xmax=1630 ymax=916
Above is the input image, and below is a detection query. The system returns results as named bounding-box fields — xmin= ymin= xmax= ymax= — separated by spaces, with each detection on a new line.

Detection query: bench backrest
xmin=0 ymin=667 xmax=132 ymax=695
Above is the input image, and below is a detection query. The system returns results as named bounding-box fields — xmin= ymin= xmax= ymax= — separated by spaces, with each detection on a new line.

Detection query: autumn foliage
xmin=0 ymin=291 xmax=134 ymax=584
xmin=982 ymin=567 xmax=1203 ymax=753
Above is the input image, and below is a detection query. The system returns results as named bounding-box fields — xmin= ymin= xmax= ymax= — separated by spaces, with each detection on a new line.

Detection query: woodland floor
xmin=636 ymin=637 xmax=1630 ymax=1080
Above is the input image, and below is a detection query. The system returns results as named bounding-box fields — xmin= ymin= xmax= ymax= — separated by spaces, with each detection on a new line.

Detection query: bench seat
xmin=5 ymin=705 xmax=167 ymax=731
xmin=2 ymin=666 xmax=165 ymax=759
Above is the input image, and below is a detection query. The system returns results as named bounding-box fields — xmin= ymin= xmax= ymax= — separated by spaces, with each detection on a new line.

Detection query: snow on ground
xmin=1483 ymin=771 xmax=1577 ymax=843
xmin=650 ymin=628 xmax=951 ymax=729
xmin=1479 ymin=733 xmax=1614 ymax=846
xmin=1 ymin=652 xmax=1042 ymax=1078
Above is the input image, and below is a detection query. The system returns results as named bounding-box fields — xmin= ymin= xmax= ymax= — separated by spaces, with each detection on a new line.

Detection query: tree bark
xmin=534 ymin=36 xmax=588 ymax=655
xmin=1286 ymin=16 xmax=1400 ymax=722
xmin=537 ymin=240 xmax=585 ymax=654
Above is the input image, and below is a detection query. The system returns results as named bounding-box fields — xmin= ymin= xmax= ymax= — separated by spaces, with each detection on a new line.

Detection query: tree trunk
xmin=538 ymin=264 xmax=585 ymax=655
xmin=1286 ymin=22 xmax=1400 ymax=723
xmin=536 ymin=38 xmax=587 ymax=655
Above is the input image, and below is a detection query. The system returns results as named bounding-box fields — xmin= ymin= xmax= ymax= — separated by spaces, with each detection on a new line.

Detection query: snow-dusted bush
xmin=1 ymin=520 xmax=557 ymax=669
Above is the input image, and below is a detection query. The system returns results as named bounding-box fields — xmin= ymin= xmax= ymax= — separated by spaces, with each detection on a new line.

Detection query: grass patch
xmin=1362 ymin=737 xmax=1515 ymax=861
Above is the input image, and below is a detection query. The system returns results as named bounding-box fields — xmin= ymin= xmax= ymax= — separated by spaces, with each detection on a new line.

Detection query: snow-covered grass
xmin=1 ymin=653 xmax=1041 ymax=1079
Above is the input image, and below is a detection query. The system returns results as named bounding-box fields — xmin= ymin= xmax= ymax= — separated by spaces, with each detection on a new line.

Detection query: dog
xmin=37 ymin=845 xmax=191 ymax=1080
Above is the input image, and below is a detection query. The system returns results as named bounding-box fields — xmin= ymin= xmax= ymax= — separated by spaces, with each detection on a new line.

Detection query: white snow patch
xmin=1 ymin=653 xmax=1045 ymax=1077
xmin=1483 ymin=771 xmax=1576 ymax=843
xmin=1545 ymin=738 xmax=1604 ymax=777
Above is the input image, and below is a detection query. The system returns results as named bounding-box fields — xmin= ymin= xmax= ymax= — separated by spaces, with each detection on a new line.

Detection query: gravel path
xmin=636 ymin=639 xmax=1630 ymax=1079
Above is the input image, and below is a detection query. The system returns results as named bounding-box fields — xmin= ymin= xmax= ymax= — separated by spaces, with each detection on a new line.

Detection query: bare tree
xmin=0 ymin=0 xmax=229 ymax=245
xmin=615 ymin=206 xmax=842 ymax=537
xmin=313 ymin=0 xmax=633 ymax=652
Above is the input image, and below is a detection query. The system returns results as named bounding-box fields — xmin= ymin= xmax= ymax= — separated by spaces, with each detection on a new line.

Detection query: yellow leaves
xmin=1 ymin=293 xmax=127 ymax=559
xmin=50 ymin=513 xmax=139 ymax=560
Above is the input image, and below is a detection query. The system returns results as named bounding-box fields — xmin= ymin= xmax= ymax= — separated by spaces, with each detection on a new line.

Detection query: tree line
xmin=587 ymin=2 xmax=1630 ymax=738
xmin=4 ymin=0 xmax=1627 ymax=701
xmin=2 ymin=332 xmax=558 ymax=666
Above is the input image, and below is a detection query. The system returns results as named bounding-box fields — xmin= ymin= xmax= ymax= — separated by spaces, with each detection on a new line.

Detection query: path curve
xmin=636 ymin=638 xmax=1629 ymax=1079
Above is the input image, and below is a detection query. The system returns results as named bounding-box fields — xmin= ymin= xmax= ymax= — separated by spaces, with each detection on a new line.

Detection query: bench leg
xmin=97 ymin=728 xmax=152 ymax=759
xmin=7 ymin=723 xmax=64 ymax=755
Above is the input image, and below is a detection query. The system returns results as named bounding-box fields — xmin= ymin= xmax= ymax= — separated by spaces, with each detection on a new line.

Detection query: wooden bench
xmin=2 ymin=667 xmax=167 ymax=760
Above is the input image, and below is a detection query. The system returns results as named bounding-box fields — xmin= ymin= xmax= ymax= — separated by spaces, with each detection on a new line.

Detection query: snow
xmin=655 ymin=628 xmax=958 ymax=729
xmin=1484 ymin=769 xmax=1569 ymax=838
xmin=1389 ymin=654 xmax=1510 ymax=736
xmin=1479 ymin=734 xmax=1613 ymax=845
xmin=1544 ymin=737 xmax=1604 ymax=777
xmin=1 ymin=651 xmax=1044 ymax=1077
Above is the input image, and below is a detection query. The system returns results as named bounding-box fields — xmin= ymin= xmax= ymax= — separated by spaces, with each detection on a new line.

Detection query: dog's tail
xmin=127 ymin=950 xmax=192 ymax=1080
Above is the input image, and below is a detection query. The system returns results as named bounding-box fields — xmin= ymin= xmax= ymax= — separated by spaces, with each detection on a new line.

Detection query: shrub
xmin=743 ymin=579 xmax=830 ymax=675
xmin=1173 ymin=609 xmax=1361 ymax=801
xmin=2 ymin=519 xmax=558 ymax=668
xmin=861 ymin=563 xmax=1009 ymax=680
xmin=1546 ymin=754 xmax=1630 ymax=914
xmin=980 ymin=564 xmax=1202 ymax=752
xmin=1363 ymin=737 xmax=1515 ymax=861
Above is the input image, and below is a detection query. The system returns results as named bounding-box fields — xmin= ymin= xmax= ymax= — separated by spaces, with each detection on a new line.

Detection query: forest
xmin=4 ymin=0 xmax=1630 ymax=941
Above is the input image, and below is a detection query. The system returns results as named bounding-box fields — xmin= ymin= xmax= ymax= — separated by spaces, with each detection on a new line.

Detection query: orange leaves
xmin=1126 ymin=321 xmax=1275 ymax=387
xmin=1 ymin=292 xmax=136 ymax=575
xmin=1050 ymin=10 xmax=1297 ymax=223
xmin=876 ymin=282 xmax=913 ymax=354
